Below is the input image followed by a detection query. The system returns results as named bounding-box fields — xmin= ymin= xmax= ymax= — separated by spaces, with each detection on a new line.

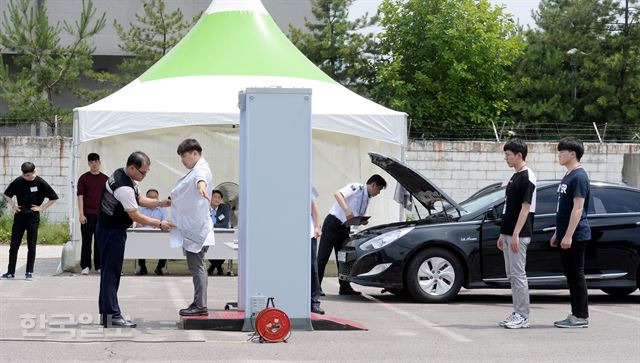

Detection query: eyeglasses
xmin=135 ymin=167 xmax=149 ymax=176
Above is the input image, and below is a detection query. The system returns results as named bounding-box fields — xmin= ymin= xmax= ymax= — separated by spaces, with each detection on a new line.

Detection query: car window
xmin=591 ymin=187 xmax=640 ymax=214
xmin=535 ymin=185 xmax=558 ymax=215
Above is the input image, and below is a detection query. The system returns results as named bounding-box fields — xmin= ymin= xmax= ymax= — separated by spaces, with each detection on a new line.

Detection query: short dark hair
xmin=558 ymin=137 xmax=585 ymax=161
xmin=211 ymin=189 xmax=223 ymax=198
xmin=21 ymin=162 xmax=35 ymax=174
xmin=87 ymin=153 xmax=100 ymax=162
xmin=177 ymin=139 xmax=202 ymax=155
xmin=146 ymin=189 xmax=159 ymax=196
xmin=126 ymin=151 xmax=150 ymax=168
xmin=366 ymin=174 xmax=387 ymax=189
xmin=503 ymin=138 xmax=528 ymax=160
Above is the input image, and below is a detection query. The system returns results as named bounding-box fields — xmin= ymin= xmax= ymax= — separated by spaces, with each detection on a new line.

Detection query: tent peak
xmin=205 ymin=0 xmax=267 ymax=15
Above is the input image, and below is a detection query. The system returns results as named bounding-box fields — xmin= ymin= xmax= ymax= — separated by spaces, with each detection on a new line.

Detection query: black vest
xmin=98 ymin=168 xmax=139 ymax=229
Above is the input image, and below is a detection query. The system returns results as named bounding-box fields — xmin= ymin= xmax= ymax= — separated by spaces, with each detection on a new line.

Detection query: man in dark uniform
xmin=96 ymin=151 xmax=173 ymax=328
xmin=2 ymin=162 xmax=58 ymax=280
xmin=317 ymin=174 xmax=386 ymax=295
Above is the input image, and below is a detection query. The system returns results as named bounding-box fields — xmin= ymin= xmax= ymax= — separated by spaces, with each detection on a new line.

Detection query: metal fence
xmin=0 ymin=117 xmax=73 ymax=137
xmin=410 ymin=122 xmax=640 ymax=143
xmin=1 ymin=118 xmax=638 ymax=144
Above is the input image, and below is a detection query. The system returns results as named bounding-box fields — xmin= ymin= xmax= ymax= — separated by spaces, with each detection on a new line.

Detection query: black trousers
xmin=317 ymin=214 xmax=351 ymax=289
xmin=560 ymin=240 xmax=589 ymax=319
xmin=80 ymin=214 xmax=100 ymax=270
xmin=7 ymin=212 xmax=40 ymax=274
xmin=311 ymin=237 xmax=321 ymax=308
xmin=138 ymin=258 xmax=167 ymax=271
xmin=96 ymin=223 xmax=126 ymax=317
xmin=208 ymin=259 xmax=225 ymax=272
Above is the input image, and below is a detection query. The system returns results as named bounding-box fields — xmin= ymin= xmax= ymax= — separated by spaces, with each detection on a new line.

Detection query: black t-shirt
xmin=4 ymin=175 xmax=59 ymax=214
xmin=556 ymin=168 xmax=591 ymax=241
xmin=500 ymin=168 xmax=537 ymax=237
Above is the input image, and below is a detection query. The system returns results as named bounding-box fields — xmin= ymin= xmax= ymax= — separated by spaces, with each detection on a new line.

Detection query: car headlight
xmin=359 ymin=227 xmax=414 ymax=251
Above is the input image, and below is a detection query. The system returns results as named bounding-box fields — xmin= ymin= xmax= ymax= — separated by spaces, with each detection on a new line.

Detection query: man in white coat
xmin=170 ymin=139 xmax=215 ymax=316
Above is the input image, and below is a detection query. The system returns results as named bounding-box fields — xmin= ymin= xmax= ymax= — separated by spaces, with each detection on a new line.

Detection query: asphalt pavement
xmin=0 ymin=246 xmax=638 ymax=362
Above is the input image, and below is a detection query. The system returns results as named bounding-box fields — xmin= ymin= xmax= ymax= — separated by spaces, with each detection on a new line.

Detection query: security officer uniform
xmin=96 ymin=168 xmax=139 ymax=326
xmin=317 ymin=183 xmax=370 ymax=295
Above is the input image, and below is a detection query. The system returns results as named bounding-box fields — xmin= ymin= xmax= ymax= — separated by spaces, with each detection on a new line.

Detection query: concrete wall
xmin=1 ymin=137 xmax=71 ymax=222
xmin=406 ymin=140 xmax=640 ymax=203
xmin=1 ymin=137 xmax=638 ymax=223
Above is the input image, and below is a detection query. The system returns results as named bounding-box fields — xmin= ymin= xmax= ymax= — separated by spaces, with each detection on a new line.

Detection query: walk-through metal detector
xmin=238 ymin=88 xmax=312 ymax=331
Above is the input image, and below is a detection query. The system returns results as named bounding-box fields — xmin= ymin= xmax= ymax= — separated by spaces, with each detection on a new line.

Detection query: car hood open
xmin=369 ymin=152 xmax=465 ymax=214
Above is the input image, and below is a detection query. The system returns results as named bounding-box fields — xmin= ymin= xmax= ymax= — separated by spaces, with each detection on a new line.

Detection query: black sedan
xmin=338 ymin=152 xmax=640 ymax=303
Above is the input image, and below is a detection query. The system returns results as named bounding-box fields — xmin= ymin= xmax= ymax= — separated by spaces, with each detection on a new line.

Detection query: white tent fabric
xmin=69 ymin=0 xmax=407 ymax=252
xmin=75 ymin=76 xmax=407 ymax=145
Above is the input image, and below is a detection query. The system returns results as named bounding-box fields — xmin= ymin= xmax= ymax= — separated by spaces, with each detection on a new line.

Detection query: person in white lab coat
xmin=170 ymin=139 xmax=215 ymax=316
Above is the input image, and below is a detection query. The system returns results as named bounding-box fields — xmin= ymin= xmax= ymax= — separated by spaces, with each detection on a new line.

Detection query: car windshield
xmin=444 ymin=186 xmax=506 ymax=217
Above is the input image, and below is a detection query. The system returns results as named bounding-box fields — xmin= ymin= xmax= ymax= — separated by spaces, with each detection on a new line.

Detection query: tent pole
xmin=70 ymin=111 xmax=79 ymax=249
xmin=399 ymin=114 xmax=409 ymax=222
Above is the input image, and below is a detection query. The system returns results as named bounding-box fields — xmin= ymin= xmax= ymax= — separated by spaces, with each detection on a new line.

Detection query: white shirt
xmin=169 ymin=157 xmax=215 ymax=253
xmin=329 ymin=183 xmax=370 ymax=223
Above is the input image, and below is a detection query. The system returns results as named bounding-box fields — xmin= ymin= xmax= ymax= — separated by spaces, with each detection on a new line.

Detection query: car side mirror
xmin=485 ymin=207 xmax=497 ymax=220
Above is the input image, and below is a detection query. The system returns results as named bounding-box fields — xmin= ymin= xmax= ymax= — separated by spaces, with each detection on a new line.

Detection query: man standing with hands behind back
xmin=77 ymin=153 xmax=108 ymax=275
xmin=97 ymin=151 xmax=173 ymax=328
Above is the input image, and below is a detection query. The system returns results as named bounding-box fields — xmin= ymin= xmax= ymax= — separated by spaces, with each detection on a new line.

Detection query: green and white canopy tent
xmin=71 ymin=0 xmax=407 ymax=242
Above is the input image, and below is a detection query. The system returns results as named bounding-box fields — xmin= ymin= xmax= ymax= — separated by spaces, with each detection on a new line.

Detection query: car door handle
xmin=542 ymin=226 xmax=556 ymax=232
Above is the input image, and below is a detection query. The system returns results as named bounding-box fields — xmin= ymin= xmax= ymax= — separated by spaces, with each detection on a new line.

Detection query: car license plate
xmin=337 ymin=251 xmax=346 ymax=262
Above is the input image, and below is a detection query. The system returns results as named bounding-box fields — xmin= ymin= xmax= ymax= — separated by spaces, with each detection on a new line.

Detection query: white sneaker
xmin=81 ymin=267 xmax=90 ymax=275
xmin=499 ymin=312 xmax=517 ymax=327
xmin=504 ymin=313 xmax=530 ymax=329
xmin=96 ymin=269 xmax=101 ymax=273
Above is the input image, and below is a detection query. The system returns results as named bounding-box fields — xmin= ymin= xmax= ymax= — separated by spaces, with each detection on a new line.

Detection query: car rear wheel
xmin=405 ymin=248 xmax=463 ymax=303
xmin=601 ymin=287 xmax=637 ymax=296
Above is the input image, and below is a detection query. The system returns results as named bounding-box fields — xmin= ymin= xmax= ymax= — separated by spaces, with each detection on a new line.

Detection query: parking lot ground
xmin=1 ymin=248 xmax=638 ymax=362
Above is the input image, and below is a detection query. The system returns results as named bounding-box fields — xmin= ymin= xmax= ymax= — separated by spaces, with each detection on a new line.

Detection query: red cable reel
xmin=254 ymin=297 xmax=290 ymax=343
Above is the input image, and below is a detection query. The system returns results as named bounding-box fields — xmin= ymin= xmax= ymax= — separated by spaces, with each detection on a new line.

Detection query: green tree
xmin=77 ymin=0 xmax=199 ymax=103
xmin=288 ymin=0 xmax=379 ymax=96
xmin=0 ymin=0 xmax=106 ymax=126
xmin=508 ymin=0 xmax=640 ymax=141
xmin=373 ymin=0 xmax=523 ymax=137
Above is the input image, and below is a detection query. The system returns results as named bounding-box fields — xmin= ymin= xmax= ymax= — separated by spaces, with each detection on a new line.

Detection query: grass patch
xmin=0 ymin=213 xmax=69 ymax=245
xmin=119 ymin=260 xmax=339 ymax=277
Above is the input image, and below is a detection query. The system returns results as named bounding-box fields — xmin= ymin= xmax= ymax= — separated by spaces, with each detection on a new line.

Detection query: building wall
xmin=0 ymin=0 xmax=313 ymax=113
xmin=0 ymin=0 xmax=312 ymax=56
xmin=1 ymin=137 xmax=638 ymax=224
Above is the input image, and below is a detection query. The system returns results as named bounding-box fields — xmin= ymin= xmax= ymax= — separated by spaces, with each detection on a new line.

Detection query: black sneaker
xmin=154 ymin=267 xmax=164 ymax=276
xmin=311 ymin=306 xmax=325 ymax=315
xmin=179 ymin=306 xmax=209 ymax=316
xmin=339 ymin=287 xmax=362 ymax=296
xmin=1 ymin=273 xmax=15 ymax=279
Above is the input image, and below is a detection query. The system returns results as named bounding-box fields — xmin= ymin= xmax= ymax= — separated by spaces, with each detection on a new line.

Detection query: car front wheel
xmin=601 ymin=287 xmax=637 ymax=297
xmin=405 ymin=248 xmax=463 ymax=303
